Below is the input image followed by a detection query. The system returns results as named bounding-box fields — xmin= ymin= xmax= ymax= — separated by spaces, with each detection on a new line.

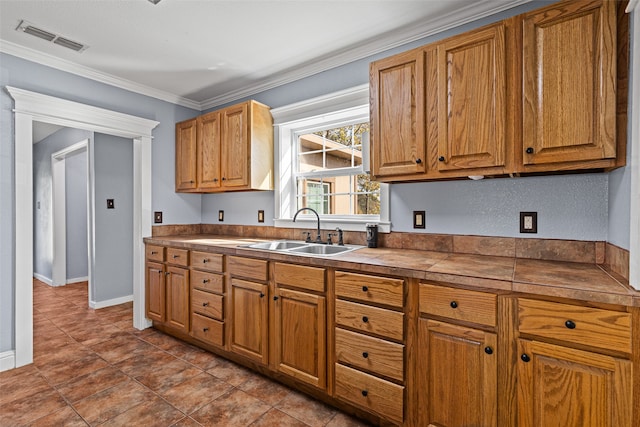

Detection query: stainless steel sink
xmin=288 ymin=244 xmax=355 ymax=255
xmin=245 ymin=240 xmax=308 ymax=250
xmin=241 ymin=240 xmax=362 ymax=257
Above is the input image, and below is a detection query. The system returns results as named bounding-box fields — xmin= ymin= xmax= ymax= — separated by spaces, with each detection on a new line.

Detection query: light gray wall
xmin=91 ymin=134 xmax=133 ymax=303
xmin=202 ymin=191 xmax=275 ymax=226
xmin=66 ymin=149 xmax=89 ymax=281
xmin=33 ymin=127 xmax=92 ymax=281
xmin=1 ymin=52 xmax=199 ymax=352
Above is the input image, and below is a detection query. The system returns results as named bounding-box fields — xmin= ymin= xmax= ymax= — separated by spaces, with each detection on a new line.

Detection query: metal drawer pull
xmin=203 ymin=327 xmax=209 ymax=332
xmin=151 ymin=251 xmax=158 ymax=255
xmin=202 ymin=302 xmax=209 ymax=307
xmin=565 ymin=320 xmax=576 ymax=329
xmin=450 ymin=301 xmax=458 ymax=309
xmin=521 ymin=354 xmax=531 ymax=363
xmin=362 ymin=286 xmax=369 ymax=292
xmin=484 ymin=346 xmax=493 ymax=355
xmin=202 ymin=279 xmax=210 ymax=283
xmin=362 ymin=352 xmax=369 ymax=359
xmin=361 ymin=390 xmax=368 ymax=397
xmin=172 ymin=254 xmax=179 ymax=259
xmin=362 ymin=316 xmax=369 ymax=323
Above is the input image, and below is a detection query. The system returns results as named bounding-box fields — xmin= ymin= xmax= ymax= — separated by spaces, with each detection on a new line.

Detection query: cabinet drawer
xmin=228 ymin=256 xmax=268 ymax=282
xmin=419 ymin=283 xmax=496 ymax=327
xmin=335 ymin=272 xmax=404 ymax=308
xmin=191 ymin=313 xmax=224 ymax=347
xmin=191 ymin=289 xmax=224 ymax=320
xmin=335 ymin=364 xmax=404 ymax=424
xmin=191 ymin=251 xmax=223 ymax=273
xmin=335 ymin=328 xmax=404 ymax=382
xmin=335 ymin=299 xmax=404 ymax=341
xmin=274 ymin=263 xmax=325 ymax=292
xmin=166 ymin=248 xmax=189 ymax=267
xmin=518 ymin=298 xmax=632 ymax=354
xmin=190 ymin=270 xmax=224 ymax=294
xmin=146 ymin=245 xmax=165 ymax=262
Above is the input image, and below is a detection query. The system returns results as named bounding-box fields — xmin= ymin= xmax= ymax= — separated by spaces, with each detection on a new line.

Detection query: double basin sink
xmin=241 ymin=240 xmax=363 ymax=256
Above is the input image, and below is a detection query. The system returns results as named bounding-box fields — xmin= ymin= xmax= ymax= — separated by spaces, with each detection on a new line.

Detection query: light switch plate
xmin=413 ymin=210 xmax=426 ymax=229
xmin=520 ymin=212 xmax=537 ymax=233
xmin=154 ymin=211 xmax=163 ymax=223
xmin=106 ymin=199 xmax=115 ymax=209
xmin=218 ymin=210 xmax=224 ymax=222
xmin=258 ymin=210 xmax=264 ymax=223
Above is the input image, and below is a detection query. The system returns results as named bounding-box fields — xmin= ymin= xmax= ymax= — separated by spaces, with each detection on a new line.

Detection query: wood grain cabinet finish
xmin=335 ymin=328 xmax=404 ymax=382
xmin=175 ymin=100 xmax=273 ymax=193
xmin=370 ymin=0 xmax=625 ymax=183
xmin=145 ymin=245 xmax=165 ymax=263
xmin=191 ymin=251 xmax=223 ymax=273
xmin=517 ymin=339 xmax=632 ymax=427
xmin=189 ymin=252 xmax=225 ymax=348
xmin=418 ymin=319 xmax=497 ymax=427
xmin=273 ymin=263 xmax=327 ymax=389
xmin=145 ymin=261 xmax=165 ymax=322
xmin=521 ymin=0 xmax=618 ymax=171
xmin=370 ymin=47 xmax=426 ymax=178
xmin=229 ymin=277 xmax=269 ymax=365
xmin=420 ymin=283 xmax=497 ymax=327
xmin=335 ymin=299 xmax=404 ymax=341
xmin=335 ymin=271 xmax=404 ymax=308
xmin=175 ymin=119 xmax=197 ymax=191
xmin=165 ymin=265 xmax=190 ymax=333
xmin=166 ymin=247 xmax=189 ymax=267
xmin=434 ymin=22 xmax=506 ymax=172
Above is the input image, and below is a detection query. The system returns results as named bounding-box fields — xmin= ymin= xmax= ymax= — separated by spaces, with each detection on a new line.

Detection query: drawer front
xmin=191 ymin=251 xmax=223 ymax=273
xmin=419 ymin=283 xmax=497 ymax=327
xmin=335 ymin=328 xmax=404 ymax=382
xmin=191 ymin=289 xmax=224 ymax=320
xmin=191 ymin=313 xmax=224 ymax=346
xmin=166 ymin=247 xmax=189 ymax=267
xmin=228 ymin=256 xmax=268 ymax=282
xmin=518 ymin=298 xmax=632 ymax=354
xmin=335 ymin=299 xmax=404 ymax=341
xmin=335 ymin=364 xmax=404 ymax=424
xmin=274 ymin=263 xmax=325 ymax=292
xmin=191 ymin=270 xmax=224 ymax=294
xmin=335 ymin=271 xmax=404 ymax=308
xmin=146 ymin=245 xmax=165 ymax=262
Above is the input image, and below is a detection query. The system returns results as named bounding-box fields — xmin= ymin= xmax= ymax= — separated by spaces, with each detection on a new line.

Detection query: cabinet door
xmin=522 ymin=0 xmax=616 ymax=166
xmin=418 ymin=319 xmax=497 ymax=427
xmin=273 ymin=287 xmax=326 ymax=389
xmin=370 ymin=48 xmax=426 ymax=177
xmin=230 ymin=278 xmax=269 ymax=365
xmin=175 ymin=119 xmax=197 ymax=191
xmin=197 ymin=111 xmax=221 ymax=190
xmin=435 ymin=23 xmax=506 ymax=171
xmin=145 ymin=261 xmax=165 ymax=322
xmin=221 ymin=103 xmax=249 ymax=188
xmin=517 ymin=339 xmax=632 ymax=427
xmin=166 ymin=266 xmax=190 ymax=332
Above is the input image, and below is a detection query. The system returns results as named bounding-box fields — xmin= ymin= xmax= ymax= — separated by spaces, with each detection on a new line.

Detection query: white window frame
xmin=272 ymin=84 xmax=390 ymax=233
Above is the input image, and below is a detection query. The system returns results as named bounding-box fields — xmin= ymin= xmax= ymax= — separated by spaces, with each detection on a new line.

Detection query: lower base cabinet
xmin=229 ymin=278 xmax=269 ymax=365
xmin=517 ymin=339 xmax=633 ymax=427
xmin=418 ymin=319 xmax=497 ymax=427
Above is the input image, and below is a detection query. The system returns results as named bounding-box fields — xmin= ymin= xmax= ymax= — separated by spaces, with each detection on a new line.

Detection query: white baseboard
xmin=90 ymin=294 xmax=133 ymax=309
xmin=0 ymin=351 xmax=16 ymax=372
xmin=33 ymin=273 xmax=52 ymax=286
xmin=67 ymin=276 xmax=89 ymax=284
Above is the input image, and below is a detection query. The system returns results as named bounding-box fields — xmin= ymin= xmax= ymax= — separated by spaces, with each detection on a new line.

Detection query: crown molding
xmin=0 ymin=40 xmax=201 ymax=110
xmin=2 ymin=0 xmax=532 ymax=112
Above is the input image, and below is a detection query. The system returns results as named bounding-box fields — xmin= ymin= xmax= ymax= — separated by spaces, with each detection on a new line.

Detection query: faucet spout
xmin=293 ymin=207 xmax=322 ymax=243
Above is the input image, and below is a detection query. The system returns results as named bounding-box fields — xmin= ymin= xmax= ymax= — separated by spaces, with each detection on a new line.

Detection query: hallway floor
xmin=0 ymin=279 xmax=371 ymax=426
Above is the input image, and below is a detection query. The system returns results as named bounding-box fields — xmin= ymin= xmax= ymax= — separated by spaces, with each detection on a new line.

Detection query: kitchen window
xmin=271 ymin=84 xmax=390 ymax=232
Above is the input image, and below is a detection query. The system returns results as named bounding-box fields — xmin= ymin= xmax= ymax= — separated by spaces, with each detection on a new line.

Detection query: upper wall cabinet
xmin=175 ymin=100 xmax=274 ymax=193
xmin=520 ymin=0 xmax=617 ymax=171
xmin=370 ymin=0 xmax=626 ymax=183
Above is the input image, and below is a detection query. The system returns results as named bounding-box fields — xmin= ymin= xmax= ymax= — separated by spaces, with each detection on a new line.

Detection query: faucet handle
xmin=302 ymin=231 xmax=312 ymax=243
xmin=335 ymin=227 xmax=344 ymax=246
xmin=326 ymin=233 xmax=334 ymax=245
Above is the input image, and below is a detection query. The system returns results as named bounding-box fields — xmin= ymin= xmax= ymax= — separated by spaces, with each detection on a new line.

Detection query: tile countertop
xmin=144 ymin=235 xmax=637 ymax=307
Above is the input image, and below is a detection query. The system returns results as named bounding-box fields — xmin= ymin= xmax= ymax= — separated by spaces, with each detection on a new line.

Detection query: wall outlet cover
xmin=258 ymin=210 xmax=265 ymax=223
xmin=413 ymin=210 xmax=426 ymax=229
xmin=520 ymin=211 xmax=538 ymax=233
xmin=106 ymin=199 xmax=115 ymax=209
xmin=218 ymin=210 xmax=224 ymax=222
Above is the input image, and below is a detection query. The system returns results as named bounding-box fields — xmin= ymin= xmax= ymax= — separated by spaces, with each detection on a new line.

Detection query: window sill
xmin=274 ymin=218 xmax=390 ymax=233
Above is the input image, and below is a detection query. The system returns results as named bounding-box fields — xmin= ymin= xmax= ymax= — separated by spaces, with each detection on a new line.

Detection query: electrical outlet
xmin=218 ymin=210 xmax=224 ymax=222
xmin=413 ymin=210 xmax=426 ymax=229
xmin=154 ymin=211 xmax=163 ymax=223
xmin=106 ymin=199 xmax=115 ymax=209
xmin=258 ymin=210 xmax=264 ymax=223
xmin=520 ymin=212 xmax=537 ymax=233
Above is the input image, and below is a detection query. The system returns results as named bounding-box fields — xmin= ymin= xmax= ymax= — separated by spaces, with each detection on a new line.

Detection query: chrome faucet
xmin=293 ymin=207 xmax=322 ymax=244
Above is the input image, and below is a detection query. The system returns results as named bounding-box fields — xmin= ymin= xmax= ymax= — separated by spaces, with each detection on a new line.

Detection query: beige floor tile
xmin=191 ymin=388 xmax=271 ymax=427
xmin=275 ymin=391 xmax=337 ymax=427
xmin=160 ymin=372 xmax=233 ymax=415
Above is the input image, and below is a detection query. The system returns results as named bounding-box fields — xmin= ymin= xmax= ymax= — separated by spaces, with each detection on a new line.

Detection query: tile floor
xmin=0 ymin=279 xmax=371 ymax=426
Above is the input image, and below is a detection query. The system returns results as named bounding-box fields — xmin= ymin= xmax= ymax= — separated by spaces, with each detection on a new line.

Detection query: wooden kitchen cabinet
xmin=175 ymin=100 xmax=273 ymax=193
xmin=189 ymin=252 xmax=225 ymax=347
xmin=175 ymin=119 xmax=197 ymax=191
xmin=369 ymin=47 xmax=426 ymax=178
xmin=228 ymin=256 xmax=269 ymax=365
xmin=516 ymin=297 xmax=633 ymax=426
xmin=520 ymin=0 xmax=618 ymax=171
xmin=165 ymin=265 xmax=190 ymax=333
xmin=145 ymin=261 xmax=165 ymax=322
xmin=517 ymin=339 xmax=632 ymax=426
xmin=369 ymin=0 xmax=626 ymax=183
xmin=273 ymin=263 xmax=327 ymax=390
xmin=417 ymin=283 xmax=498 ymax=427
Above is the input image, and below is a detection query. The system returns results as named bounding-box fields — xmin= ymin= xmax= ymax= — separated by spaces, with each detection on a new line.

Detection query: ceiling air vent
xmin=15 ymin=20 xmax=88 ymax=52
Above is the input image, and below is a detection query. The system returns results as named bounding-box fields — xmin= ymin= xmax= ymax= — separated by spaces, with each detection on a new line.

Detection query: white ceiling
xmin=1 ymin=0 xmax=531 ymax=111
